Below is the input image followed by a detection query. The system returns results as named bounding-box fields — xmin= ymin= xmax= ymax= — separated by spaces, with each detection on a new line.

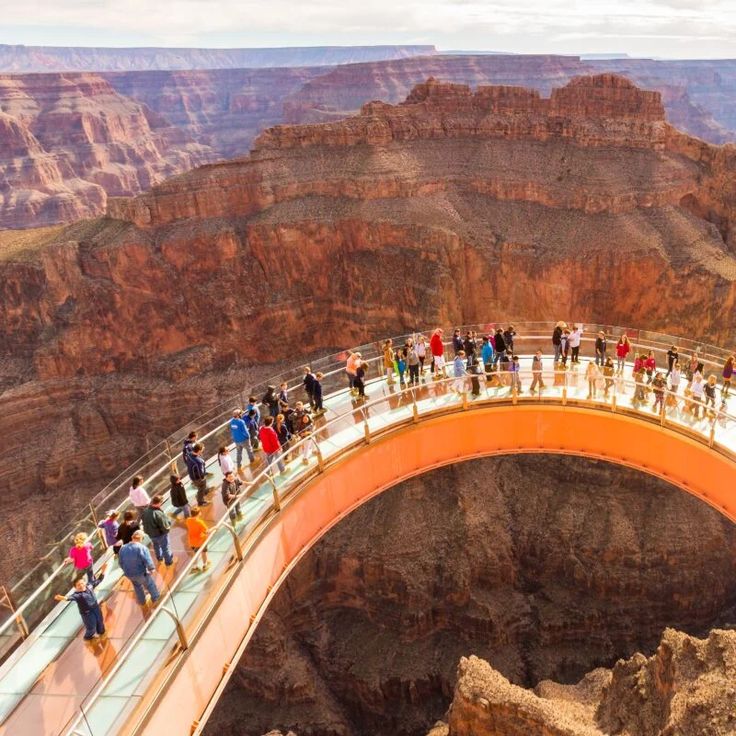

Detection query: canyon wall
xmin=0 ymin=73 xmax=213 ymax=228
xmin=2 ymin=55 xmax=736 ymax=229
xmin=3 ymin=75 xmax=736 ymax=587
xmin=0 ymin=45 xmax=436 ymax=73
xmin=204 ymin=456 xmax=736 ymax=736
xmin=282 ymin=54 xmax=736 ymax=145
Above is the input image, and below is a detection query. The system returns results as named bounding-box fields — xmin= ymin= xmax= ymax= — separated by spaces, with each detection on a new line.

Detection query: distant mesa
xmin=0 ymin=44 xmax=437 ymax=73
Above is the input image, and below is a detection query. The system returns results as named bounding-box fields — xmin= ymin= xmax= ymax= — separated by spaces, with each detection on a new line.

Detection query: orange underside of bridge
xmin=137 ymin=405 xmax=736 ymax=735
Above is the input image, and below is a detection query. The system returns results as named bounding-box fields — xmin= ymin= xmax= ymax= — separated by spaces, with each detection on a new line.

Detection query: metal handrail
xmin=1 ymin=322 xmax=733 ymax=654
xmin=63 ymin=361 xmax=736 ymax=735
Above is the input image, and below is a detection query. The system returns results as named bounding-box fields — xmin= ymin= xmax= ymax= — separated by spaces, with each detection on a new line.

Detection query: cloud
xmin=1 ymin=0 xmax=735 ymax=58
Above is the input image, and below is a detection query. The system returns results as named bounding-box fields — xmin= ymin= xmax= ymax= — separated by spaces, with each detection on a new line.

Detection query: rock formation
xmin=283 ymin=54 xmax=736 ymax=146
xmin=3 ymin=74 xmax=736 ymax=589
xmin=436 ymin=627 xmax=736 ymax=735
xmin=204 ymin=456 xmax=736 ymax=736
xmin=2 ymin=55 xmax=736 ymax=229
xmin=103 ymin=67 xmax=328 ymax=160
xmin=0 ymin=73 xmax=212 ymax=228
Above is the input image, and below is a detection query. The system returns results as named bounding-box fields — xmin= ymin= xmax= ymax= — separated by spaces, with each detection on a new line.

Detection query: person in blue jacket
xmin=55 ymin=563 xmax=108 ymax=640
xmin=481 ymin=336 xmax=494 ymax=379
xmin=244 ymin=409 xmax=260 ymax=451
xmin=229 ymin=409 xmax=255 ymax=469
xmin=118 ymin=530 xmax=160 ymax=606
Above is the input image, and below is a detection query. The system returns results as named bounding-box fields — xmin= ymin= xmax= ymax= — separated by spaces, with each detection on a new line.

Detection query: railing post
xmin=165 ymin=438 xmax=178 ymax=474
xmin=412 ymin=393 xmax=419 ymax=423
xmin=462 ymin=390 xmax=468 ymax=410
xmin=660 ymin=394 xmax=667 ymax=426
xmin=315 ymin=443 xmax=325 ymax=472
xmin=363 ymin=408 xmax=371 ymax=444
xmin=268 ymin=473 xmax=281 ymax=512
xmin=611 ymin=391 xmax=617 ymax=412
xmin=512 ymin=383 xmax=518 ymax=405
xmin=89 ymin=504 xmax=107 ymax=550
xmin=224 ymin=523 xmax=244 ymax=562
xmin=159 ymin=605 xmax=189 ymax=650
xmin=709 ymin=421 xmax=716 ymax=448
xmin=562 ymin=370 xmax=568 ymax=406
xmin=0 ymin=585 xmax=29 ymax=640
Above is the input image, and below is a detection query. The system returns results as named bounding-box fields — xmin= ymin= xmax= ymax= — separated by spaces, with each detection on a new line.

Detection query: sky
xmin=1 ymin=0 xmax=736 ymax=59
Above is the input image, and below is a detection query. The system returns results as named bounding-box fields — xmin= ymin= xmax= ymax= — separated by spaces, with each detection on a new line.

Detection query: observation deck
xmin=0 ymin=322 xmax=735 ymax=736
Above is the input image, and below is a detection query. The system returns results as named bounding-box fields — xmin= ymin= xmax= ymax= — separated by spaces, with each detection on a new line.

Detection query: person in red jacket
xmin=430 ymin=328 xmax=446 ymax=379
xmin=644 ymin=350 xmax=656 ymax=384
xmin=258 ymin=416 xmax=286 ymax=474
xmin=615 ymin=334 xmax=631 ymax=374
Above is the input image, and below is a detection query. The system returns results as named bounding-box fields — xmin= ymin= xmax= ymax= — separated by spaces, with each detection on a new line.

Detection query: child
xmin=64 ymin=533 xmax=95 ymax=583
xmin=98 ymin=511 xmax=119 ymax=548
xmin=313 ymin=372 xmax=325 ymax=415
xmin=510 ymin=355 xmax=522 ymax=393
xmin=396 ymin=351 xmax=407 ymax=388
xmin=603 ymin=356 xmax=615 ymax=396
xmin=218 ymin=446 xmax=235 ymax=476
xmin=277 ymin=381 xmax=289 ymax=407
xmin=185 ymin=507 xmax=211 ymax=573
xmin=652 ymin=372 xmax=666 ymax=413
xmin=54 ymin=563 xmax=108 ymax=640
xmin=169 ymin=474 xmax=191 ymax=520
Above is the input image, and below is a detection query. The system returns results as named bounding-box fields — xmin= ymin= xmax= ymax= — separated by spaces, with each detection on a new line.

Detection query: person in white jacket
xmin=129 ymin=475 xmax=150 ymax=514
xmin=568 ymin=325 xmax=584 ymax=364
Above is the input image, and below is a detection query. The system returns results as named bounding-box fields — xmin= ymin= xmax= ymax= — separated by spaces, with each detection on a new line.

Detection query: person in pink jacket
xmin=64 ymin=533 xmax=95 ymax=583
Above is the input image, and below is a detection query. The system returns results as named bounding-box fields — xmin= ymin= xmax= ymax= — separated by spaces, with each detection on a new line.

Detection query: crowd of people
xmin=340 ymin=324 xmax=734 ymax=424
xmin=58 ymin=322 xmax=735 ymax=639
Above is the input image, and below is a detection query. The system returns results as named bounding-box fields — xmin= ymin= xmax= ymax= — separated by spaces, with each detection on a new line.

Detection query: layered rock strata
xmin=0 ymin=73 xmax=211 ymax=228
xmin=3 ymin=55 xmax=736 ymax=229
xmin=3 ymin=74 xmax=736 ymax=587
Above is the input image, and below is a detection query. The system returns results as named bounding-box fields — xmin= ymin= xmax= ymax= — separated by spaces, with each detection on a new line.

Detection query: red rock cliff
xmin=0 ymin=72 xmax=212 ymax=228
xmin=3 ymin=74 xmax=736 ymax=589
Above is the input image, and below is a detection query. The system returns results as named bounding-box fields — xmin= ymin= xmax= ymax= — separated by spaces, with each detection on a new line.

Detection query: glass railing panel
xmin=7 ymin=322 xmax=736 ymax=736
xmin=78 ymin=608 xmax=178 ymax=735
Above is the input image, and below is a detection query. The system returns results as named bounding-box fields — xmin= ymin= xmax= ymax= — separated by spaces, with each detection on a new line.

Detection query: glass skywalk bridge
xmin=1 ymin=323 xmax=735 ymax=735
